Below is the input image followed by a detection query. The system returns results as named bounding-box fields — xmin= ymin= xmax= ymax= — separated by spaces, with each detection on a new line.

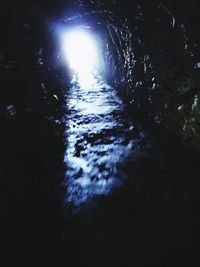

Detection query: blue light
xmin=61 ymin=28 xmax=99 ymax=74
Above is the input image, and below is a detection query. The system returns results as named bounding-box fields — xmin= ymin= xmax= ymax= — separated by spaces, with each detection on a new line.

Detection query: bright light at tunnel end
xmin=62 ymin=28 xmax=99 ymax=74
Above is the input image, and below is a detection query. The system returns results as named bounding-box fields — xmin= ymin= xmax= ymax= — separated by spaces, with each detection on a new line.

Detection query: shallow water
xmin=62 ymin=73 xmax=200 ymax=265
xmin=64 ymin=72 xmax=149 ymax=207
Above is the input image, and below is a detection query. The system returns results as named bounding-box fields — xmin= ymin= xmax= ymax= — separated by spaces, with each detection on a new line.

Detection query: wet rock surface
xmin=62 ymin=138 xmax=199 ymax=265
xmin=60 ymin=73 xmax=200 ymax=266
xmin=61 ymin=124 xmax=200 ymax=266
xmin=64 ymin=73 xmax=150 ymax=209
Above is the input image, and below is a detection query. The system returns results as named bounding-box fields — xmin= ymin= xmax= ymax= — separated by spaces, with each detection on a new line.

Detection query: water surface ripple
xmin=64 ymin=73 xmax=148 ymax=207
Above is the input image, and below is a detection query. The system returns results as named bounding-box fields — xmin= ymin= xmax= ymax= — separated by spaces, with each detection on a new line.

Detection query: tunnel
xmin=1 ymin=0 xmax=200 ymax=265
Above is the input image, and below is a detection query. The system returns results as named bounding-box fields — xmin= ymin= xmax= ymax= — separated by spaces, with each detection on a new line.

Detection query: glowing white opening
xmin=62 ymin=29 xmax=98 ymax=74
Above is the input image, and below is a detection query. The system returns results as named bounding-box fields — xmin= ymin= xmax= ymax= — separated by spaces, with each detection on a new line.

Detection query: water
xmin=64 ymin=71 xmax=147 ymax=207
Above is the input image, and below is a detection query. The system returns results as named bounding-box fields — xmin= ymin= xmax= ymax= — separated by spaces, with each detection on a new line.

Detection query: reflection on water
xmin=64 ymin=72 xmax=146 ymax=207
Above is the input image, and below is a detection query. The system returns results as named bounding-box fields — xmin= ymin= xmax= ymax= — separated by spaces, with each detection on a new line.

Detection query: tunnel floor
xmin=64 ymin=72 xmax=150 ymax=209
xmin=1 ymin=74 xmax=200 ymax=266
xmin=59 ymin=73 xmax=200 ymax=266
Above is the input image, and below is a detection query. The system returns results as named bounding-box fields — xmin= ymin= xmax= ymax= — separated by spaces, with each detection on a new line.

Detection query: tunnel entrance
xmin=62 ymin=28 xmax=99 ymax=74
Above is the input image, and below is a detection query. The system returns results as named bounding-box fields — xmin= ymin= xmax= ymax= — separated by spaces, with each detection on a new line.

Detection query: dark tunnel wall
xmin=0 ymin=1 xmax=66 ymax=243
xmin=123 ymin=0 xmax=200 ymax=152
